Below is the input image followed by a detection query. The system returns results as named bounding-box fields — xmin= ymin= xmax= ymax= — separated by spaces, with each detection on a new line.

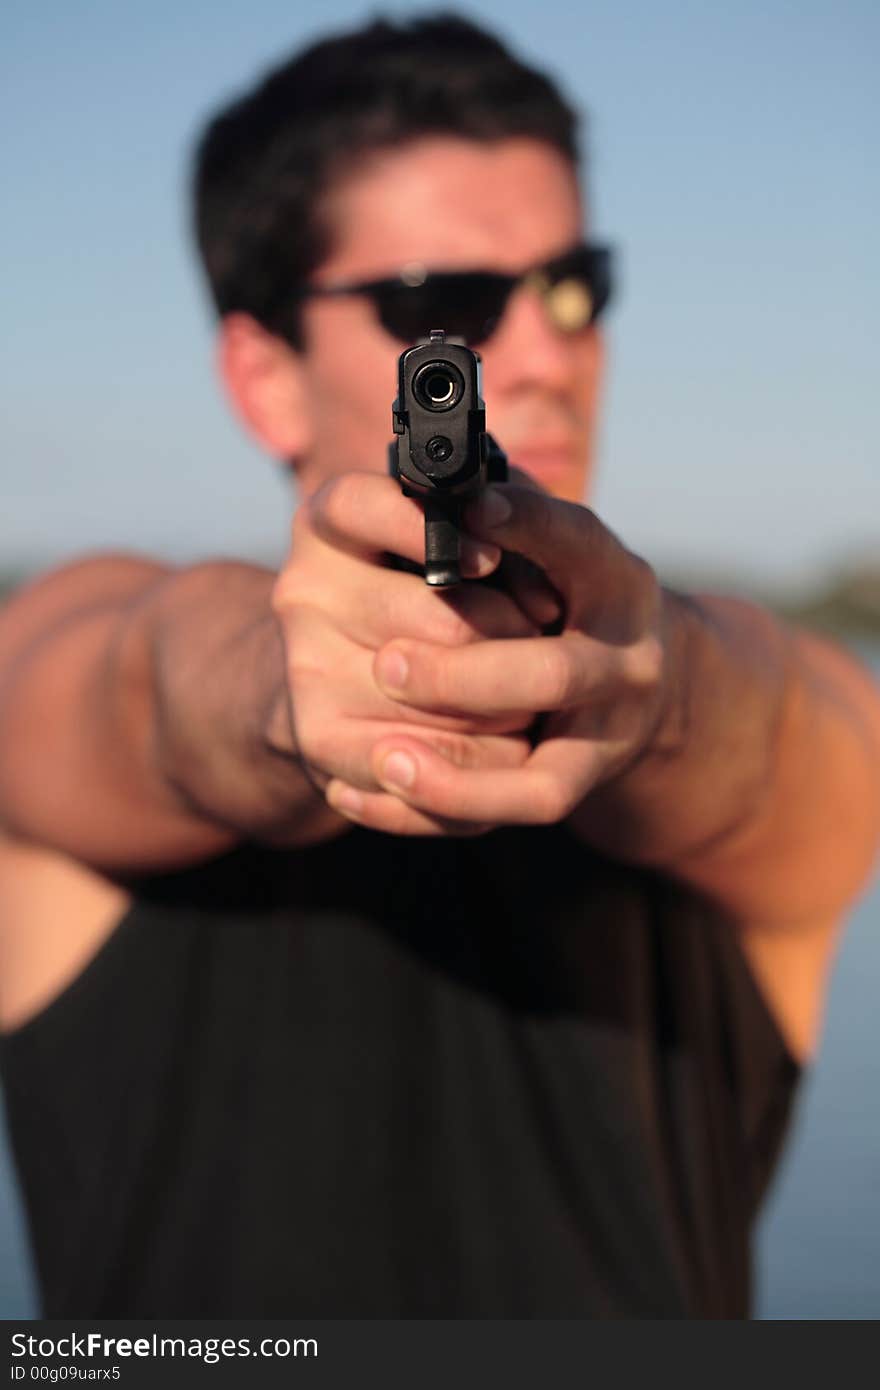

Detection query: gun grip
xmin=423 ymin=498 xmax=463 ymax=588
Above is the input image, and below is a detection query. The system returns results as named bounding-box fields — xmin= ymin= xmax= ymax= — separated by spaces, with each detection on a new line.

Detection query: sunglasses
xmin=294 ymin=241 xmax=614 ymax=347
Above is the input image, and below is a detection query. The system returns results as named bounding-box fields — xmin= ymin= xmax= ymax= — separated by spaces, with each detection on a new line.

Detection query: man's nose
xmin=481 ymin=283 xmax=581 ymax=392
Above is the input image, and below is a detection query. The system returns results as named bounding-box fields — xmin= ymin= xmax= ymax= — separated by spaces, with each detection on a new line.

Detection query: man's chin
xmin=508 ymin=452 xmax=588 ymax=503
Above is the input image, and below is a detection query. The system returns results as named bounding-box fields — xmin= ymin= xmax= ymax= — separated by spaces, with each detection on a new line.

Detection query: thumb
xmin=464 ymin=484 xmax=610 ymax=600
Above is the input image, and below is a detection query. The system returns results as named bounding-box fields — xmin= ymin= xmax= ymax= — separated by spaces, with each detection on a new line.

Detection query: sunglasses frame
xmin=293 ymin=241 xmax=615 ymax=346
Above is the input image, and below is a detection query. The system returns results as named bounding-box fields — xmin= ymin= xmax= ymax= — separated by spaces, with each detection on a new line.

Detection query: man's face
xmin=289 ymin=136 xmax=605 ymax=504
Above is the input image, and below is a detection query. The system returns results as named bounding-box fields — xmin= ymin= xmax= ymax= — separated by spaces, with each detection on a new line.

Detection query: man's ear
xmin=216 ymin=313 xmax=313 ymax=460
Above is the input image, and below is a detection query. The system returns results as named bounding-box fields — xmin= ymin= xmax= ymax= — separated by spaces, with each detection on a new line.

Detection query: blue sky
xmin=2 ymin=0 xmax=877 ymax=588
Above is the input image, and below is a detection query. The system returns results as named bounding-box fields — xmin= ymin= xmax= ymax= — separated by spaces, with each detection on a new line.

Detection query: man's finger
xmin=374 ymin=632 xmax=643 ymax=716
xmin=495 ymin=552 xmax=564 ymax=630
xmin=325 ymin=780 xmax=495 ymax=837
xmin=366 ymin=735 xmax=601 ymax=826
xmin=324 ymin=728 xmax=534 ymax=833
xmin=306 ymin=471 xmax=501 ymax=577
xmin=463 ymin=483 xmax=649 ymax=616
xmin=275 ymin=557 xmax=539 ymax=649
xmin=300 ymin=707 xmax=533 ymax=790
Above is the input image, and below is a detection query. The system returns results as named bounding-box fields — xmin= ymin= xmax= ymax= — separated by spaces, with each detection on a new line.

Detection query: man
xmin=0 ymin=16 xmax=878 ymax=1318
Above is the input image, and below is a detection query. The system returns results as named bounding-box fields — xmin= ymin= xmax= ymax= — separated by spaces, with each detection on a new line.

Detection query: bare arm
xmin=0 ymin=478 xmax=540 ymax=874
xmin=572 ymin=594 xmax=880 ymax=926
xmin=0 ymin=554 xmax=335 ymax=874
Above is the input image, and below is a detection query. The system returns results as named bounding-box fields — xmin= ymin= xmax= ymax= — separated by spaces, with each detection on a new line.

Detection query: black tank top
xmin=0 ymin=824 xmax=798 ymax=1318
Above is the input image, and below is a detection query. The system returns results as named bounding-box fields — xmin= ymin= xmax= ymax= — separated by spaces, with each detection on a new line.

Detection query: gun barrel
xmin=389 ymin=331 xmax=506 ymax=586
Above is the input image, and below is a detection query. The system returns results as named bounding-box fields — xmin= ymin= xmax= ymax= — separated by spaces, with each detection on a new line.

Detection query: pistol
xmin=388 ymin=329 xmax=507 ymax=587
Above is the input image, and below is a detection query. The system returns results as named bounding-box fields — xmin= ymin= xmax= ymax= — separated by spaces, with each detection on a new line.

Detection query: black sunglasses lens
xmin=376 ymin=276 xmax=511 ymax=346
xmin=370 ymin=250 xmax=613 ymax=344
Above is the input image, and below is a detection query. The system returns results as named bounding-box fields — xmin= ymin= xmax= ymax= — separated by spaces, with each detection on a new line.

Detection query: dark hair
xmin=193 ymin=13 xmax=581 ymax=347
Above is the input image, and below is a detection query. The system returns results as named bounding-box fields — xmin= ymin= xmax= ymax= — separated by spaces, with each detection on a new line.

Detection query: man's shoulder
xmin=0 ymin=833 xmax=130 ymax=1033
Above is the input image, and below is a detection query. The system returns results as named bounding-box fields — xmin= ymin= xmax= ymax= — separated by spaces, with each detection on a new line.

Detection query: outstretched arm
xmin=0 ymin=475 xmax=544 ymax=874
xmin=0 ymin=553 xmax=333 ymax=873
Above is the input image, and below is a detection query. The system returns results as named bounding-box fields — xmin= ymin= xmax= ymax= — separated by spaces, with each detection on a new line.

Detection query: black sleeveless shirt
xmin=0 ymin=824 xmax=798 ymax=1318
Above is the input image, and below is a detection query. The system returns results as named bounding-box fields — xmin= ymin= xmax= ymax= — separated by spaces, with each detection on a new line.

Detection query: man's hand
xmin=332 ymin=477 xmax=880 ymax=1067
xmin=321 ymin=482 xmax=674 ymax=834
xmin=271 ymin=473 xmax=563 ymax=836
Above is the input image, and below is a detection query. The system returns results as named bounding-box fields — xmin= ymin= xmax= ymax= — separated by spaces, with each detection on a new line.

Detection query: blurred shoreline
xmin=4 ymin=558 xmax=879 ymax=640
xmin=660 ymin=558 xmax=880 ymax=641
